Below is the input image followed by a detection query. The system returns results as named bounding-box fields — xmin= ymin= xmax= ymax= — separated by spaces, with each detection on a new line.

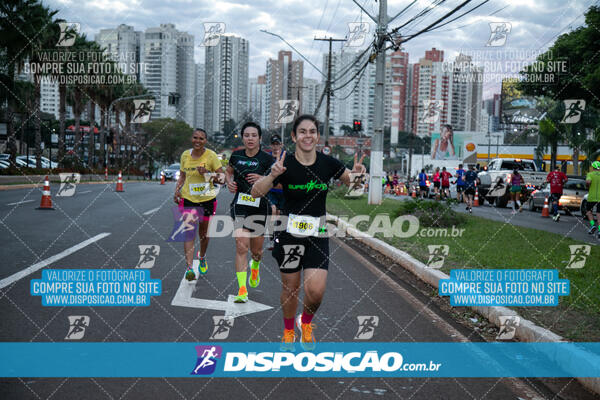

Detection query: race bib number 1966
xmin=287 ymin=214 xmax=319 ymax=237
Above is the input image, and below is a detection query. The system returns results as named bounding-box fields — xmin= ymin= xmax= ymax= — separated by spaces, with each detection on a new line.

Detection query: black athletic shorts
xmin=465 ymin=187 xmax=475 ymax=196
xmin=419 ymin=185 xmax=428 ymax=191
xmin=183 ymin=198 xmax=217 ymax=221
xmin=587 ymin=201 xmax=600 ymax=213
xmin=230 ymin=194 xmax=270 ymax=233
xmin=456 ymin=185 xmax=465 ymax=193
xmin=549 ymin=193 xmax=562 ymax=203
xmin=433 ymin=181 xmax=440 ymax=188
xmin=272 ymin=231 xmax=329 ymax=273
xmin=442 ymin=184 xmax=450 ymax=189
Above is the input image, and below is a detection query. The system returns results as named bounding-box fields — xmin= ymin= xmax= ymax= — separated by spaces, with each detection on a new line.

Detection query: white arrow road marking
xmin=171 ymin=261 xmax=272 ymax=319
xmin=0 ymin=233 xmax=111 ymax=289
xmin=6 ymin=199 xmax=35 ymax=206
xmin=143 ymin=207 xmax=161 ymax=215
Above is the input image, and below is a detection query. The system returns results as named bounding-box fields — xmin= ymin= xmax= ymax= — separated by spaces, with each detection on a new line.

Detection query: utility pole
xmin=314 ymin=37 xmax=345 ymax=142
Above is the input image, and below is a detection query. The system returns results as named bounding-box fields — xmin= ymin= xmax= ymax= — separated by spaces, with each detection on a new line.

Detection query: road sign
xmin=322 ymin=146 xmax=331 ymax=155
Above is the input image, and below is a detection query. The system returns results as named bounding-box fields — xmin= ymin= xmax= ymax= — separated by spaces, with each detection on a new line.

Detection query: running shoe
xmin=588 ymin=225 xmax=597 ymax=235
xmin=185 ymin=266 xmax=196 ymax=281
xmin=469 ymin=207 xmax=472 ymax=213
xmin=465 ymin=206 xmax=469 ymax=211
xmin=234 ymin=286 xmax=248 ymax=303
xmin=199 ymin=258 xmax=208 ymax=274
xmin=280 ymin=329 xmax=296 ymax=351
xmin=248 ymin=259 xmax=260 ymax=288
xmin=295 ymin=315 xmax=316 ymax=351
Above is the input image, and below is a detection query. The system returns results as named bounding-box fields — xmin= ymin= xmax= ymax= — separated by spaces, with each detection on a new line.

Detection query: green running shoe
xmin=248 ymin=259 xmax=260 ymax=288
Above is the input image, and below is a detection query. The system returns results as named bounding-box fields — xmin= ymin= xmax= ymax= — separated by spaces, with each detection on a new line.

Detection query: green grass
xmin=327 ymin=191 xmax=600 ymax=341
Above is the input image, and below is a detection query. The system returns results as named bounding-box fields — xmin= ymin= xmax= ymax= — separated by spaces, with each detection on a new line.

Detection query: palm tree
xmin=0 ymin=0 xmax=51 ymax=163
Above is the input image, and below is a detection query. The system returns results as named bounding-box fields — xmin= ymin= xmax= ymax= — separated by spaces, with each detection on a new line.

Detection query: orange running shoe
xmin=280 ymin=329 xmax=296 ymax=351
xmin=234 ymin=286 xmax=248 ymax=303
xmin=295 ymin=315 xmax=316 ymax=351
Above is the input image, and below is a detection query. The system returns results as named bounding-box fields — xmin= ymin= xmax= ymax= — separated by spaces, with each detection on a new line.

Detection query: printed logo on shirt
xmin=288 ymin=180 xmax=328 ymax=192
xmin=236 ymin=160 xmax=259 ymax=168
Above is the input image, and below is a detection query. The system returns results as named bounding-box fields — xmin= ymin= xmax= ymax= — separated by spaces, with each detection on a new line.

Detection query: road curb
xmin=327 ymin=213 xmax=600 ymax=395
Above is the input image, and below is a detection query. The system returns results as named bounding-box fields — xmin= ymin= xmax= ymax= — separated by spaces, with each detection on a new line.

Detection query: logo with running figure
xmin=354 ymin=316 xmax=379 ymax=340
xmin=486 ymin=22 xmax=511 ymax=47
xmin=191 ymin=345 xmax=222 ymax=375
xmin=276 ymin=100 xmax=299 ymax=124
xmin=420 ymin=100 xmax=444 ymax=124
xmin=280 ymin=245 xmax=305 ymax=270
xmin=57 ymin=22 xmax=79 ymax=47
xmin=427 ymin=245 xmax=449 ymax=268
xmin=562 ymin=99 xmax=586 ymax=124
xmin=210 ymin=316 xmax=234 ymax=340
xmin=496 ymin=316 xmax=520 ymax=340
xmin=65 ymin=315 xmax=89 ymax=340
xmin=136 ymin=245 xmax=160 ymax=269
xmin=202 ymin=23 xmax=225 ymax=47
xmin=346 ymin=22 xmax=370 ymax=47
xmin=566 ymin=245 xmax=591 ymax=269
xmin=57 ymin=173 xmax=80 ymax=197
xmin=131 ymin=99 xmax=154 ymax=123
xmin=168 ymin=207 xmax=199 ymax=242
xmin=288 ymin=180 xmax=328 ymax=192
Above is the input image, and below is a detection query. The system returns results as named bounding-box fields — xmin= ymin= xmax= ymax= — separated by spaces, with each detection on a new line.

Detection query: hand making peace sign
xmin=270 ymin=150 xmax=287 ymax=178
xmin=352 ymin=153 xmax=367 ymax=174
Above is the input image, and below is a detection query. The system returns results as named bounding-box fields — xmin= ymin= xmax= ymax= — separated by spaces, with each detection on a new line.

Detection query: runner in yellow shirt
xmin=174 ymin=128 xmax=224 ymax=280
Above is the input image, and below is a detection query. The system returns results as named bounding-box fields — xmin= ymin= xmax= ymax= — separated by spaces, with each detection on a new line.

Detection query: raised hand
xmin=352 ymin=153 xmax=366 ymax=173
xmin=270 ymin=150 xmax=287 ymax=178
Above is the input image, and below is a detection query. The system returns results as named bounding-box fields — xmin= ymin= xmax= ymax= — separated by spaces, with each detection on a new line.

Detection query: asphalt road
xmin=385 ymin=192 xmax=598 ymax=245
xmin=0 ymin=182 xmax=597 ymax=399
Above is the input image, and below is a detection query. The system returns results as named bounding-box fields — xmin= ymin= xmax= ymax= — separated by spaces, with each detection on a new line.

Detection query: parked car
xmin=160 ymin=163 xmax=180 ymax=181
xmin=528 ymin=178 xmax=587 ymax=214
xmin=0 ymin=160 xmax=9 ymax=169
xmin=477 ymin=158 xmax=547 ymax=207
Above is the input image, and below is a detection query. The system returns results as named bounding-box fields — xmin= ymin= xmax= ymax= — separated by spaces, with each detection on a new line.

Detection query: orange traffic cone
xmin=160 ymin=174 xmax=165 ymax=185
xmin=473 ymin=187 xmax=480 ymax=207
xmin=37 ymin=175 xmax=54 ymax=210
xmin=411 ymin=186 xmax=417 ymax=198
xmin=116 ymin=171 xmax=124 ymax=192
xmin=541 ymin=196 xmax=550 ymax=217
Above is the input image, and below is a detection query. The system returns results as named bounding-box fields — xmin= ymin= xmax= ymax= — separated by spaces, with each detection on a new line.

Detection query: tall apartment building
xmin=410 ymin=48 xmax=453 ymax=137
xmin=389 ymin=50 xmax=410 ymax=144
xmin=204 ymin=33 xmax=249 ymax=134
xmin=249 ymin=75 xmax=268 ymax=129
xmin=194 ymin=63 xmax=205 ymax=129
xmin=451 ymin=53 xmax=483 ymax=132
xmin=302 ymin=78 xmax=321 ymax=117
xmin=139 ymin=23 xmax=196 ymax=127
xmin=265 ymin=51 xmax=303 ymax=130
xmin=95 ymin=24 xmax=141 ymax=78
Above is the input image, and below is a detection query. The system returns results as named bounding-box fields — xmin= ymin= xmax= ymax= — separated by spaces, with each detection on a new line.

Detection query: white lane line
xmin=143 ymin=207 xmax=161 ymax=215
xmin=6 ymin=199 xmax=35 ymax=206
xmin=0 ymin=233 xmax=111 ymax=289
xmin=78 ymin=190 xmax=92 ymax=194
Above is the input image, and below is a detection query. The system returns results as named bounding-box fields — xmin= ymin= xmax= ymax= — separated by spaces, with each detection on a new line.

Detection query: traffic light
xmin=353 ymin=119 xmax=362 ymax=132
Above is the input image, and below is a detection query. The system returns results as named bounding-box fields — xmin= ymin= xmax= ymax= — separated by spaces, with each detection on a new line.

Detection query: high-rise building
xmin=265 ymin=51 xmax=303 ymax=130
xmin=204 ymin=33 xmax=249 ymax=135
xmin=324 ymin=50 xmax=372 ymax=135
xmin=410 ymin=48 xmax=453 ymax=137
xmin=139 ymin=24 xmax=195 ymax=127
xmin=451 ymin=54 xmax=483 ymax=132
xmin=194 ymin=63 xmax=205 ymax=129
xmin=302 ymin=78 xmax=321 ymax=117
xmin=95 ymin=24 xmax=141 ymax=78
xmin=389 ymin=50 xmax=410 ymax=144
xmin=249 ymin=75 xmax=268 ymax=128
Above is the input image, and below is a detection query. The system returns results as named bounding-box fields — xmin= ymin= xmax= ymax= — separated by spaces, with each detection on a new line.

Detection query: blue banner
xmin=1 ymin=342 xmax=599 ymax=378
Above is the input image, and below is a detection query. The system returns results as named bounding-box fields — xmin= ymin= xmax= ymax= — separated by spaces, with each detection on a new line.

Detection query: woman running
xmin=251 ymin=114 xmax=366 ymax=351
xmin=174 ymin=128 xmax=224 ymax=281
xmin=510 ymin=168 xmax=524 ymax=214
xmin=432 ymin=167 xmax=441 ymax=200
xmin=226 ymin=122 xmax=274 ymax=303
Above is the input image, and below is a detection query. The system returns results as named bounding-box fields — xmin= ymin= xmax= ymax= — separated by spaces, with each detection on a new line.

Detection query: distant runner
xmin=546 ymin=165 xmax=568 ymax=222
xmin=585 ymin=161 xmax=600 ymax=237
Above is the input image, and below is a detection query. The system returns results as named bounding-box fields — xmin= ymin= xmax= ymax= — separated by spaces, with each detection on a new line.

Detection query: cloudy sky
xmin=46 ymin=0 xmax=595 ymax=98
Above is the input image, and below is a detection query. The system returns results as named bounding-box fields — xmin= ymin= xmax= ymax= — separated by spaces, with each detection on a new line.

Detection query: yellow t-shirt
xmin=180 ymin=148 xmax=222 ymax=202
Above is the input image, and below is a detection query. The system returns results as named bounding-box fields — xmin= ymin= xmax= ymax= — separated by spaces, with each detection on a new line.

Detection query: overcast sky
xmin=47 ymin=0 xmax=594 ymax=99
